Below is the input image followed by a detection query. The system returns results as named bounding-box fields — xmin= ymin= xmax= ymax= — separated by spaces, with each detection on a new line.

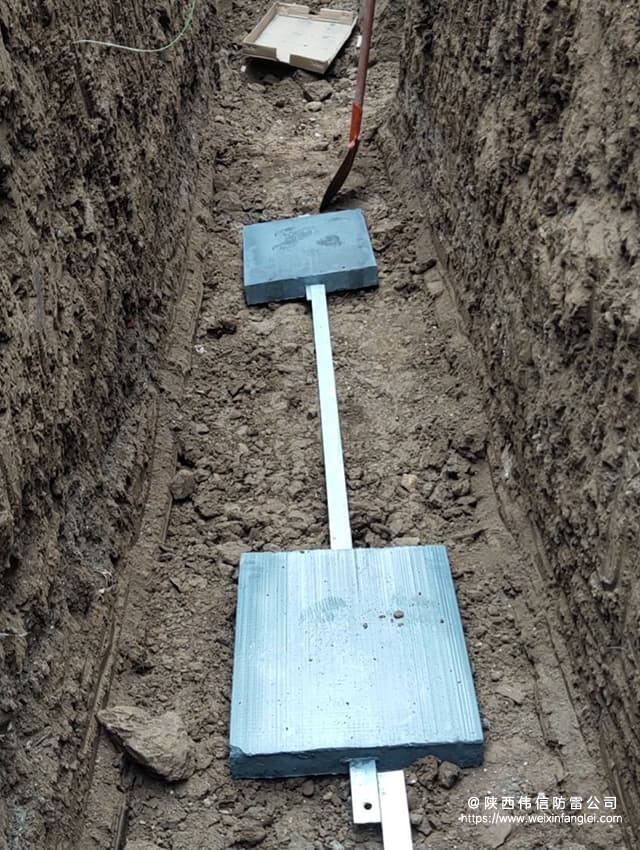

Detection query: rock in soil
xmin=495 ymin=682 xmax=526 ymax=705
xmin=98 ymin=706 xmax=196 ymax=781
xmin=302 ymin=79 xmax=333 ymax=102
xmin=170 ymin=469 xmax=196 ymax=501
xmin=438 ymin=760 xmax=461 ymax=789
xmin=301 ymin=778 xmax=315 ymax=797
xmin=232 ymin=821 xmax=267 ymax=846
xmin=125 ymin=841 xmax=164 ymax=850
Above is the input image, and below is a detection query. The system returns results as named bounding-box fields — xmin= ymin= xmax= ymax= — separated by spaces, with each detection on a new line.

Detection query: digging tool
xmin=320 ymin=0 xmax=376 ymax=211
xmin=232 ymin=209 xmax=483 ymax=849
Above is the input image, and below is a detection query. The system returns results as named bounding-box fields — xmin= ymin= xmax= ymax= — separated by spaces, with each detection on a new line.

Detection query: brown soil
xmin=392 ymin=0 xmax=640 ymax=839
xmin=0 ymin=1 xmax=635 ymax=850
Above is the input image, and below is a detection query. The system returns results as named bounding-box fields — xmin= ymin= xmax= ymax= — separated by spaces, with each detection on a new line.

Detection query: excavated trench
xmin=1 ymin=1 xmax=638 ymax=849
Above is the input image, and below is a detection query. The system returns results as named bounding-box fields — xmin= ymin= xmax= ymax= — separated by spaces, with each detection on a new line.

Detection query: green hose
xmin=74 ymin=0 xmax=197 ymax=53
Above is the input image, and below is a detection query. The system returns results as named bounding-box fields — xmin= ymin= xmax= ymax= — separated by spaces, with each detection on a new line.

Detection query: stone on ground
xmin=438 ymin=760 xmax=461 ymax=789
xmin=98 ymin=705 xmax=196 ymax=781
xmin=302 ymin=79 xmax=333 ymax=102
xmin=170 ymin=469 xmax=196 ymax=500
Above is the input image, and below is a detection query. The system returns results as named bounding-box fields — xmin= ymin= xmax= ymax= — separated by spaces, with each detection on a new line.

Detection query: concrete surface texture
xmin=230 ymin=546 xmax=482 ymax=776
xmin=242 ymin=209 xmax=377 ymax=304
xmin=0 ymin=0 xmax=635 ymax=848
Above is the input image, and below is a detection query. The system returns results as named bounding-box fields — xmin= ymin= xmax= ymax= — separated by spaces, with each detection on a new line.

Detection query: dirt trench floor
xmin=70 ymin=10 xmax=627 ymax=850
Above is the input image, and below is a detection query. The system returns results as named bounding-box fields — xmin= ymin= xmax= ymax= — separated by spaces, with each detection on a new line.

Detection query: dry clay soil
xmin=10 ymin=5 xmax=631 ymax=850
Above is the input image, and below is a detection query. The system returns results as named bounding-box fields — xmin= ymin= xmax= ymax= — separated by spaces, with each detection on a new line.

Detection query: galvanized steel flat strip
xmin=349 ymin=759 xmax=381 ymax=823
xmin=306 ymin=283 xmax=352 ymax=550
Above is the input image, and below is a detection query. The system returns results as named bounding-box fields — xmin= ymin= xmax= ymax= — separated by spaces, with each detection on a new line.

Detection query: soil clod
xmin=232 ymin=821 xmax=267 ymax=846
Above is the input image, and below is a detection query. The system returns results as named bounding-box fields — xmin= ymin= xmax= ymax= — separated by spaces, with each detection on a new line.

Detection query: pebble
xmin=495 ymin=682 xmax=526 ymax=705
xmin=239 ymin=808 xmax=270 ymax=829
xmin=417 ymin=820 xmax=433 ymax=837
xmin=400 ymin=473 xmax=418 ymax=491
xmin=232 ymin=821 xmax=267 ymax=846
xmin=170 ymin=469 xmax=196 ymax=501
xmin=394 ymin=536 xmax=421 ymax=547
xmin=413 ymin=257 xmax=437 ymax=273
xmin=196 ymin=749 xmax=214 ymax=770
xmin=302 ymin=79 xmax=334 ymax=102
xmin=301 ymin=778 xmax=315 ymax=797
xmin=437 ymin=760 xmax=461 ymax=789
xmin=306 ymin=101 xmax=322 ymax=112
xmin=217 ymin=541 xmax=247 ymax=565
xmin=426 ymin=277 xmax=444 ymax=297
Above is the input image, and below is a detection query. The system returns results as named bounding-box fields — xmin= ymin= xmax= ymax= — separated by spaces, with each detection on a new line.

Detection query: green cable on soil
xmin=74 ymin=0 xmax=197 ymax=54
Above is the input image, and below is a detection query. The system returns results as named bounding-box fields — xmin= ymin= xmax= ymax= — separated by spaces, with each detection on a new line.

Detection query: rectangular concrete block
xmin=243 ymin=209 xmax=378 ymax=305
xmin=230 ymin=546 xmax=483 ymax=777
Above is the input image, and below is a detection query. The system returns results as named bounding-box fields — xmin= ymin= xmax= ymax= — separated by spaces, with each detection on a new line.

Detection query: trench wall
xmin=0 ymin=1 xmax=217 ymax=844
xmin=392 ymin=0 xmax=640 ymax=830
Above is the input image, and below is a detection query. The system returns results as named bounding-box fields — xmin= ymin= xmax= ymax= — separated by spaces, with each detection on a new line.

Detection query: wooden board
xmin=241 ymin=4 xmax=357 ymax=74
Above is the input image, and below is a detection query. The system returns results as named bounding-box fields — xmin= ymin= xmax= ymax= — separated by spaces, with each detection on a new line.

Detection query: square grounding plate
xmin=230 ymin=546 xmax=483 ymax=778
xmin=243 ymin=209 xmax=377 ymax=305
